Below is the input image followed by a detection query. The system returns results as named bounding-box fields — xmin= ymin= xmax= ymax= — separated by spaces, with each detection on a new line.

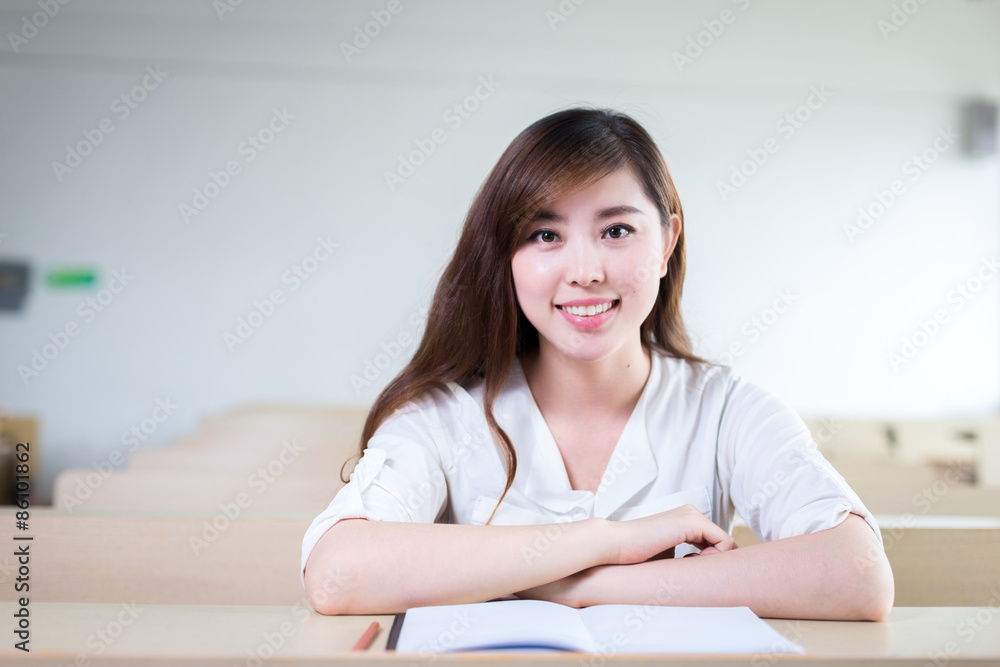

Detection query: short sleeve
xmin=299 ymin=406 xmax=449 ymax=587
xmin=718 ymin=375 xmax=882 ymax=547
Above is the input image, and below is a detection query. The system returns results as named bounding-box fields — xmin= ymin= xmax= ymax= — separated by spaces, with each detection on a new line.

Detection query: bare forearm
xmin=572 ymin=515 xmax=894 ymax=621
xmin=305 ymin=517 xmax=609 ymax=615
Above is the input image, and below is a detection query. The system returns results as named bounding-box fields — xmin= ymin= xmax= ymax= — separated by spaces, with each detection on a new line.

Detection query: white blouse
xmin=301 ymin=352 xmax=881 ymax=584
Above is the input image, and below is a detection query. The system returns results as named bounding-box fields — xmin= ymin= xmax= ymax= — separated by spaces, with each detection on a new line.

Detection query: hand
xmin=604 ymin=504 xmax=735 ymax=565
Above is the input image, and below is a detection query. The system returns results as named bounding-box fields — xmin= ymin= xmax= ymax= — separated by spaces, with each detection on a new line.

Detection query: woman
xmin=302 ymin=108 xmax=894 ymax=620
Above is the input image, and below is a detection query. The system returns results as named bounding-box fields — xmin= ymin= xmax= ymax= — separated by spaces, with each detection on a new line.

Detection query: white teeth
xmin=561 ymin=301 xmax=614 ymax=317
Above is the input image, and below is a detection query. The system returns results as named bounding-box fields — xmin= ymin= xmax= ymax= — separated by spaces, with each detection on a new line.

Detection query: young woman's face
xmin=511 ymin=167 xmax=681 ymax=364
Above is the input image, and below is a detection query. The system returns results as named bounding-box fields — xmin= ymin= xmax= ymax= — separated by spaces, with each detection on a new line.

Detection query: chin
xmin=552 ymin=341 xmax=622 ymax=363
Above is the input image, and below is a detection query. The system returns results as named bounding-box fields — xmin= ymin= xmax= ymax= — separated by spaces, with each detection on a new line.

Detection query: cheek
xmin=614 ymin=248 xmax=662 ymax=298
xmin=511 ymin=255 xmax=544 ymax=305
xmin=512 ymin=255 xmax=555 ymax=292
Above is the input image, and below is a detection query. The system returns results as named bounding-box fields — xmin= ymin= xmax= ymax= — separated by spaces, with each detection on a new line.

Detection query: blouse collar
xmin=492 ymin=353 xmax=661 ymax=519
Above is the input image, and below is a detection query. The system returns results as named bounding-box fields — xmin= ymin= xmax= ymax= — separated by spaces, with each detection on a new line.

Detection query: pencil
xmin=351 ymin=621 xmax=380 ymax=651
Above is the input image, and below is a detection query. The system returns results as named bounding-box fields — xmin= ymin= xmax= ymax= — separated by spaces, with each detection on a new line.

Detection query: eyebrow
xmin=530 ymin=205 xmax=646 ymax=222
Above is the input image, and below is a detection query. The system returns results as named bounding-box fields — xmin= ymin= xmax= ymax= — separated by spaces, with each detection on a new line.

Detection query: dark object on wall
xmin=963 ymin=100 xmax=997 ymax=157
xmin=0 ymin=261 xmax=30 ymax=312
xmin=0 ymin=414 xmax=38 ymax=506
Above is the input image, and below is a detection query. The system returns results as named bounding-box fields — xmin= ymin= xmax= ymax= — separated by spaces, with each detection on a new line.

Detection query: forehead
xmin=533 ymin=168 xmax=652 ymax=219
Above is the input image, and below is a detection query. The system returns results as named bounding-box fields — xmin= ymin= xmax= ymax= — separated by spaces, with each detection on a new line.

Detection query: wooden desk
xmin=2 ymin=603 xmax=999 ymax=665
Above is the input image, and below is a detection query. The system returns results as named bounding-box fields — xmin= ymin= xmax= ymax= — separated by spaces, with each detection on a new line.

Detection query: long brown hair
xmin=343 ymin=107 xmax=708 ymax=523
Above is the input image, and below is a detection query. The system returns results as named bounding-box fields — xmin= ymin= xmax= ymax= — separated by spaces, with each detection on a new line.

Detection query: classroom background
xmin=1 ymin=0 xmax=999 ymax=508
xmin=1 ymin=3 xmax=1000 ymax=661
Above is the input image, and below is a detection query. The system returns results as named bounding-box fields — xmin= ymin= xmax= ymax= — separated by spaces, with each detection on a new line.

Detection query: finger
xmin=690 ymin=520 xmax=736 ymax=552
xmin=700 ymin=546 xmax=721 ymax=555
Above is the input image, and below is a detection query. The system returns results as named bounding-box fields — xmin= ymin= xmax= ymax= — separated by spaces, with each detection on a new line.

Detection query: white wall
xmin=1 ymin=0 xmax=998 ymax=501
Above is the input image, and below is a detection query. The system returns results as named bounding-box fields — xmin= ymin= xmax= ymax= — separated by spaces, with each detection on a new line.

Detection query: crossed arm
xmin=306 ymin=505 xmax=892 ymax=619
xmin=514 ymin=512 xmax=894 ymax=621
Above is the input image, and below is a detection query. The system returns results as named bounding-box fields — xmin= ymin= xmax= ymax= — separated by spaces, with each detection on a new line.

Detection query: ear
xmin=660 ymin=213 xmax=682 ymax=277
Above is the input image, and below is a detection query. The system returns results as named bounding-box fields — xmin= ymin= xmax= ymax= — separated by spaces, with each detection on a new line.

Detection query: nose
xmin=565 ymin=235 xmax=604 ymax=286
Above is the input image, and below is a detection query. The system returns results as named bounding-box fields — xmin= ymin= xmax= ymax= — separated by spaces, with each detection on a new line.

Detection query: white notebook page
xmin=578 ymin=605 xmax=805 ymax=654
xmin=395 ymin=599 xmax=599 ymax=652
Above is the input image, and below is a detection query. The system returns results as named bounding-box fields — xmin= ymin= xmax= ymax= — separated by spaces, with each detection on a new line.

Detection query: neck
xmin=520 ymin=342 xmax=652 ymax=421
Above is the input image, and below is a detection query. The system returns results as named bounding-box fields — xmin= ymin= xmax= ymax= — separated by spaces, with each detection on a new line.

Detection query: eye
xmin=604 ymin=224 xmax=634 ymax=239
xmin=527 ymin=229 xmax=558 ymax=244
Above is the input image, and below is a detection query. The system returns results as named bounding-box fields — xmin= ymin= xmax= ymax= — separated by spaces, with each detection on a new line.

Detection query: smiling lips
xmin=555 ymin=299 xmax=620 ymax=328
xmin=558 ymin=301 xmax=615 ymax=317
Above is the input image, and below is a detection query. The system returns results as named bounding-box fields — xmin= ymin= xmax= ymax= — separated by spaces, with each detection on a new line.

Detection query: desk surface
xmin=4 ymin=602 xmax=1000 ymax=665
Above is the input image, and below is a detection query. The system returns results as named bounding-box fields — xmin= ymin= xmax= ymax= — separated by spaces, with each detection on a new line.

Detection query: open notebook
xmin=389 ymin=599 xmax=804 ymax=654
